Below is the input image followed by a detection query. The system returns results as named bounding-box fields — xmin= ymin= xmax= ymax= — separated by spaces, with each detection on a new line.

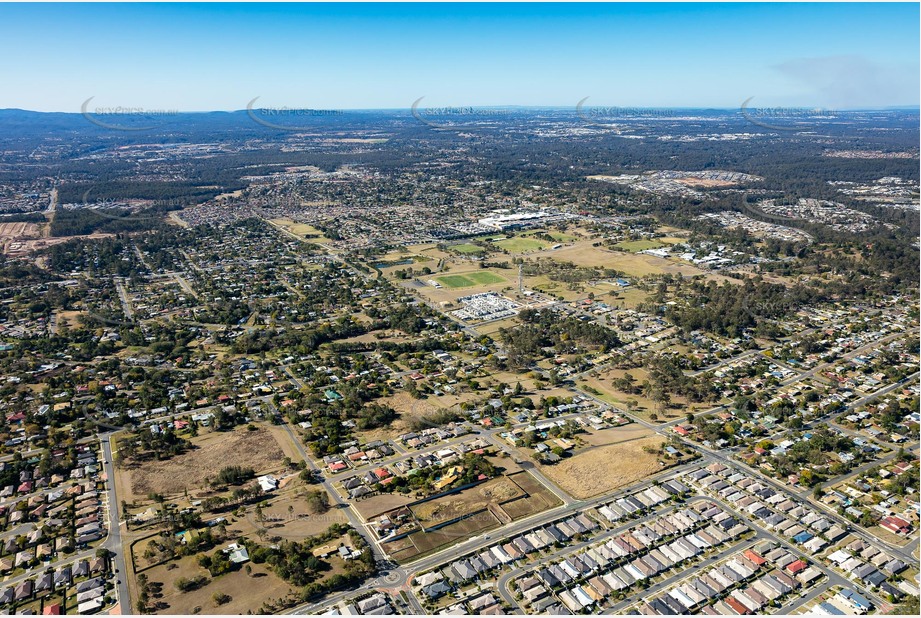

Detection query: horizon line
xmin=3 ymin=105 xmax=920 ymax=115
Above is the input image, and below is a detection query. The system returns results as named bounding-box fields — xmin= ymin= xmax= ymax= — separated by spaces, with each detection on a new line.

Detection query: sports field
xmin=450 ymin=243 xmax=486 ymax=254
xmin=493 ymin=236 xmax=547 ymax=252
xmin=614 ymin=239 xmax=665 ymax=252
xmin=436 ymin=271 xmax=506 ymax=288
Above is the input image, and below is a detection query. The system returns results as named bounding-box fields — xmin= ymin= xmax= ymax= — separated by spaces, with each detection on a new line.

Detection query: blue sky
xmin=1 ymin=2 xmax=918 ymax=112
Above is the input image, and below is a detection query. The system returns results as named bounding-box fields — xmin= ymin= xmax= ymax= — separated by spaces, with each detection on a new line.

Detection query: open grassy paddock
xmin=492 ymin=235 xmax=547 ymax=253
xmin=538 ymin=435 xmax=667 ymax=500
xmin=613 ymin=239 xmax=665 ymax=252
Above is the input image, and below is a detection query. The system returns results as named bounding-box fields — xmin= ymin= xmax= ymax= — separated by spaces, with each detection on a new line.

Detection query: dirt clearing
xmin=539 ymin=436 xmax=666 ymax=499
xmin=125 ymin=425 xmax=285 ymax=498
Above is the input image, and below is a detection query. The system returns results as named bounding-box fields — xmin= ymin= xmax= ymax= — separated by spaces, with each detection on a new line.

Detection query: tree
xmin=304 ymin=490 xmax=330 ymax=514
xmin=213 ymin=592 xmax=232 ymax=606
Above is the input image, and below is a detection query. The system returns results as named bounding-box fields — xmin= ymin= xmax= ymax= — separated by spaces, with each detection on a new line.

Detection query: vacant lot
xmin=540 ymin=436 xmax=666 ymax=499
xmin=267 ymin=217 xmax=332 ymax=243
xmin=140 ymin=553 xmax=294 ymax=615
xmin=382 ymin=471 xmax=559 ymax=564
xmin=500 ymin=472 xmax=563 ymax=519
xmin=234 ymin=489 xmax=348 ymax=540
xmin=124 ymin=425 xmax=285 ymax=500
xmin=0 ymin=221 xmax=42 ymax=238
xmin=528 ymin=240 xmax=732 ymax=281
xmin=412 ymin=476 xmax=525 ymax=524
xmin=578 ymin=369 xmax=710 ymax=423
xmin=353 ymin=493 xmax=417 ymax=520
xmin=367 ymin=391 xmax=479 ymax=441
xmin=383 ymin=512 xmax=500 ymax=564
xmin=578 ymin=424 xmax=656 ymax=448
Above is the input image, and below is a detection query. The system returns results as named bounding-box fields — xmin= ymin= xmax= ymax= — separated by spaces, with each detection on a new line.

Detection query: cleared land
xmin=528 ymin=241 xmax=731 ymax=281
xmin=578 ymin=424 xmax=658 ymax=448
xmin=267 ymin=217 xmax=332 ymax=243
xmin=578 ymin=368 xmax=712 ymax=423
xmin=122 ymin=425 xmax=285 ymax=499
xmin=383 ymin=472 xmax=560 ymax=563
xmin=138 ymin=553 xmax=291 ymax=615
xmin=366 ymin=391 xmax=479 ymax=441
xmin=353 ymin=493 xmax=417 ymax=520
xmin=412 ymin=476 xmax=524 ymax=525
xmin=539 ymin=436 xmax=666 ymax=499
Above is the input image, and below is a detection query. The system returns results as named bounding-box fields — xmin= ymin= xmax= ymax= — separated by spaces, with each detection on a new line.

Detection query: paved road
xmin=278 ymin=422 xmax=384 ymax=562
xmin=297 ymin=322 xmax=916 ymax=615
xmin=114 ymin=279 xmax=134 ymax=320
xmin=493 ymin=496 xmax=721 ymax=611
xmin=690 ymin=439 xmax=915 ymax=564
xmin=283 ymin=462 xmax=704 ymax=615
xmin=778 ymin=328 xmax=918 ymax=388
xmin=100 ymin=436 xmax=131 ymax=613
xmin=0 ymin=437 xmax=129 ymax=614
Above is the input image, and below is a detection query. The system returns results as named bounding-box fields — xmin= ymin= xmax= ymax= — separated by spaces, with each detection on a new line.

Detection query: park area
xmin=492 ymin=235 xmax=547 ymax=253
xmin=449 ymin=242 xmax=487 ymax=255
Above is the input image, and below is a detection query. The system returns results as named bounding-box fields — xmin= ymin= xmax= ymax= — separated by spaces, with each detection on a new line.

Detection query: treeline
xmin=0 ymin=211 xmax=46 ymax=223
xmin=501 ymin=308 xmax=620 ymax=370
xmin=57 ymin=180 xmax=232 ymax=205
xmin=213 ymin=465 xmax=255 ymax=487
xmin=49 ymin=208 xmax=167 ymax=237
xmin=246 ymin=523 xmax=376 ymax=599
xmin=302 ymin=402 xmax=399 ymax=456
xmin=662 ymin=278 xmax=821 ymax=338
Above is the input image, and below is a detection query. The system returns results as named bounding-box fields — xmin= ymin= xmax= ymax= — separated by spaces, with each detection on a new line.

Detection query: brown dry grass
xmin=0 ymin=222 xmax=41 ymax=237
xmin=141 ymin=554 xmax=293 ymax=615
xmin=578 ymin=425 xmax=655 ymax=448
xmin=353 ymin=493 xmax=416 ymax=520
xmin=412 ymin=476 xmax=524 ymax=523
xmin=125 ymin=426 xmax=285 ymax=498
xmin=539 ymin=436 xmax=665 ymax=499
xmin=526 ymin=240 xmax=734 ymax=283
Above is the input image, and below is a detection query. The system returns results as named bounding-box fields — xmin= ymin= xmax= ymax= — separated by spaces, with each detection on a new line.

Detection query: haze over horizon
xmin=1 ymin=2 xmax=918 ymax=113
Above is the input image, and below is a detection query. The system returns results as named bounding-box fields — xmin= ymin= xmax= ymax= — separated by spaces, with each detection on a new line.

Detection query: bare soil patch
xmin=142 ymin=555 xmax=293 ymax=615
xmin=125 ymin=426 xmax=285 ymax=499
xmin=539 ymin=436 xmax=665 ymax=499
xmin=411 ymin=476 xmax=524 ymax=523
xmin=352 ymin=493 xmax=416 ymax=521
